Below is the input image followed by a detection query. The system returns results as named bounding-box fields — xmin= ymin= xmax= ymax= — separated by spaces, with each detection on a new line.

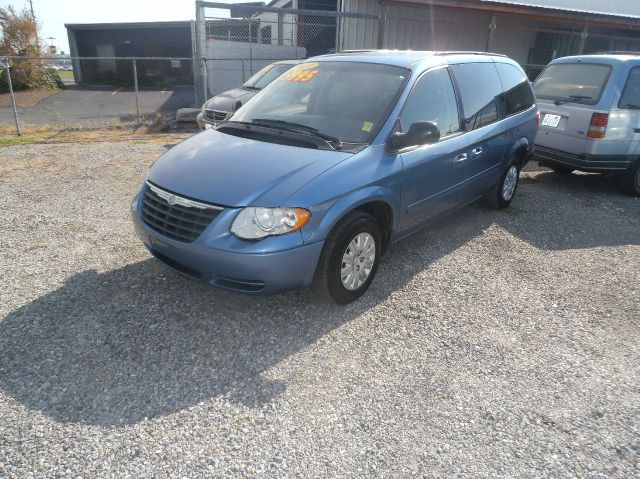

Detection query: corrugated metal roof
xmin=481 ymin=0 xmax=640 ymax=19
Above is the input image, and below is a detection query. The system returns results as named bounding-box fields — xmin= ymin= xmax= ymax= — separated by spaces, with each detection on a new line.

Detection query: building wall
xmin=72 ymin=26 xmax=193 ymax=58
xmin=206 ymin=39 xmax=305 ymax=95
xmin=340 ymin=1 xmax=537 ymax=65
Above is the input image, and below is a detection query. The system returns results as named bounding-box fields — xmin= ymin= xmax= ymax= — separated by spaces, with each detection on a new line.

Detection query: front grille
xmin=141 ymin=183 xmax=223 ymax=243
xmin=204 ymin=109 xmax=228 ymax=124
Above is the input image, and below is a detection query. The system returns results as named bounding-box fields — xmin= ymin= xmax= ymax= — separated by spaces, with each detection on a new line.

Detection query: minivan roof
xmin=549 ymin=54 xmax=640 ymax=66
xmin=309 ymin=50 xmax=511 ymax=68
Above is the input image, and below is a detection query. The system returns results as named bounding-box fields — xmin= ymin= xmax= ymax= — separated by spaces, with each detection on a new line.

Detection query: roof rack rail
xmin=337 ymin=49 xmax=380 ymax=53
xmin=434 ymin=51 xmax=507 ymax=57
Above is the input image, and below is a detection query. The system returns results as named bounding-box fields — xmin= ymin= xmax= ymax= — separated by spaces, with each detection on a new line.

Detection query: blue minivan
xmin=132 ymin=51 xmax=538 ymax=303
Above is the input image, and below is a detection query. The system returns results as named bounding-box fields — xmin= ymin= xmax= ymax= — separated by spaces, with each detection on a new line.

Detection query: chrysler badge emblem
xmin=166 ymin=194 xmax=177 ymax=205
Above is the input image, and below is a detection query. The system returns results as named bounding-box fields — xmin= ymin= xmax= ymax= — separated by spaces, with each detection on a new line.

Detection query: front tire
xmin=312 ymin=211 xmax=381 ymax=304
xmin=485 ymin=160 xmax=520 ymax=210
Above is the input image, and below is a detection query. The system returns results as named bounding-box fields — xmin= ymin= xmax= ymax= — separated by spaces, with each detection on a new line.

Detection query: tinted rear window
xmin=534 ymin=63 xmax=611 ymax=104
xmin=495 ymin=63 xmax=535 ymax=116
xmin=451 ymin=62 xmax=502 ymax=130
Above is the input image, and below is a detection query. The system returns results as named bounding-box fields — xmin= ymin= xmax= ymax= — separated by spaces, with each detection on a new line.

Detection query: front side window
xmin=496 ymin=63 xmax=535 ymax=116
xmin=451 ymin=62 xmax=502 ymax=130
xmin=231 ymin=61 xmax=409 ymax=144
xmin=399 ymin=67 xmax=460 ymax=137
xmin=619 ymin=66 xmax=640 ymax=109
xmin=534 ymin=63 xmax=611 ymax=104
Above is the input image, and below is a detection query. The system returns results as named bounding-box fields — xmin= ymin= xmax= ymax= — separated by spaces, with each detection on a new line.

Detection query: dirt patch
xmin=0 ymin=89 xmax=60 ymax=108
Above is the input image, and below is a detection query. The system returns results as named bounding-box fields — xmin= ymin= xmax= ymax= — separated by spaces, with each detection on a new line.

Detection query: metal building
xmin=339 ymin=0 xmax=640 ymax=78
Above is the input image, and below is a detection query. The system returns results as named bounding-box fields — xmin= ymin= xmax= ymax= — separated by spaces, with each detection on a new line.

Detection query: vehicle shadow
xmin=0 ymin=206 xmax=492 ymax=426
xmin=0 ymin=173 xmax=637 ymax=427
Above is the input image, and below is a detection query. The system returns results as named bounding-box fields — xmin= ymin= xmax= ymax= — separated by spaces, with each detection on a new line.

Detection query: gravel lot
xmin=0 ymin=137 xmax=638 ymax=478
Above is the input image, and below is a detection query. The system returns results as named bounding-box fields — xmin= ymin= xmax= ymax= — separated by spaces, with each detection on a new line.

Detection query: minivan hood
xmin=147 ymin=129 xmax=353 ymax=207
xmin=205 ymin=87 xmax=257 ymax=112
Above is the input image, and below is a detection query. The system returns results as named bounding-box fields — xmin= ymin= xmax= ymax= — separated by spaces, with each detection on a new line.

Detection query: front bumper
xmin=195 ymin=113 xmax=213 ymax=130
xmin=131 ymin=193 xmax=324 ymax=295
xmin=535 ymin=146 xmax=635 ymax=173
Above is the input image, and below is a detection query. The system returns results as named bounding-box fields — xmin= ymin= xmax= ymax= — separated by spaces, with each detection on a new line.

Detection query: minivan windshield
xmin=229 ymin=61 xmax=409 ymax=144
xmin=534 ymin=63 xmax=611 ymax=104
xmin=244 ymin=63 xmax=294 ymax=90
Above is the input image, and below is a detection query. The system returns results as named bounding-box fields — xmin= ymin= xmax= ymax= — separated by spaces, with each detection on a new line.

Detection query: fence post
xmin=195 ymin=1 xmax=207 ymax=105
xmin=202 ymin=57 xmax=208 ymax=102
xmin=335 ymin=0 xmax=342 ymax=53
xmin=132 ymin=58 xmax=141 ymax=127
xmin=4 ymin=58 xmax=21 ymax=136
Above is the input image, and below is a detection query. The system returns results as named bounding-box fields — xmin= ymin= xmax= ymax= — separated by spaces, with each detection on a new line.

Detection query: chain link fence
xmin=4 ymin=2 xmax=640 ymax=136
xmin=194 ymin=1 xmax=378 ymax=103
xmin=1 ymin=56 xmax=198 ymax=135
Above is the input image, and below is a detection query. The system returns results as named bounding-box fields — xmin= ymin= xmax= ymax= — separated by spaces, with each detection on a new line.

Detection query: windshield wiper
xmin=621 ymin=103 xmax=640 ymax=109
xmin=251 ymin=118 xmax=343 ymax=150
xmin=243 ymin=85 xmax=260 ymax=90
xmin=554 ymin=95 xmax=593 ymax=106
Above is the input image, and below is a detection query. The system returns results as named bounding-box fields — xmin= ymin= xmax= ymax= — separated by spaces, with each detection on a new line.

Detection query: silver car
xmin=533 ymin=54 xmax=640 ymax=196
xmin=197 ymin=59 xmax=300 ymax=129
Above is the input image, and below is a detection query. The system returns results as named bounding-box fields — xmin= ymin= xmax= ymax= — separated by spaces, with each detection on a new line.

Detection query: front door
xmin=397 ymin=67 xmax=471 ymax=233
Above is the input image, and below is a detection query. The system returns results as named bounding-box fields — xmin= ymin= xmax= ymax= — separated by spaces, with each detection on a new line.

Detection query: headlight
xmin=231 ymin=207 xmax=311 ymax=239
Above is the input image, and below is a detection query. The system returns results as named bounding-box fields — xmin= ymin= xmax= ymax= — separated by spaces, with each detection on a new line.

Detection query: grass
xmin=0 ymin=134 xmax=47 ymax=146
xmin=57 ymin=71 xmax=74 ymax=80
xmin=0 ymin=126 xmax=192 ymax=147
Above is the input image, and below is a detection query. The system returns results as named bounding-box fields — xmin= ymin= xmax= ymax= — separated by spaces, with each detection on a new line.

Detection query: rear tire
xmin=485 ymin=160 xmax=520 ymax=210
xmin=312 ymin=211 xmax=381 ymax=304
xmin=620 ymin=160 xmax=640 ymax=197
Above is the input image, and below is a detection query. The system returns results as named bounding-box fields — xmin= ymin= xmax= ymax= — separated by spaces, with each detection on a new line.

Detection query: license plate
xmin=542 ymin=114 xmax=561 ymax=128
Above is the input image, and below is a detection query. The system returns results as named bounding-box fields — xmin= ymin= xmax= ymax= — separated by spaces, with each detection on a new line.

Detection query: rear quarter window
xmin=495 ymin=63 xmax=535 ymax=116
xmin=534 ymin=63 xmax=611 ymax=104
xmin=450 ymin=62 xmax=502 ymax=130
xmin=619 ymin=66 xmax=640 ymax=109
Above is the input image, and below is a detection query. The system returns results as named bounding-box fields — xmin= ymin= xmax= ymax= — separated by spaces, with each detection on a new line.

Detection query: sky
xmin=0 ymin=0 xmax=248 ymax=54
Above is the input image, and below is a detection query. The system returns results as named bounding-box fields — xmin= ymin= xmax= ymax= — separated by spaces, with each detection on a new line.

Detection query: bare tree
xmin=0 ymin=4 xmax=60 ymax=92
xmin=0 ymin=4 xmax=40 ymax=57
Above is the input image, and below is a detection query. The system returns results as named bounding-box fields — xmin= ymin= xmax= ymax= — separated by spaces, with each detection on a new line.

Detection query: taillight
xmin=536 ymin=110 xmax=541 ymax=129
xmin=587 ymin=113 xmax=609 ymax=139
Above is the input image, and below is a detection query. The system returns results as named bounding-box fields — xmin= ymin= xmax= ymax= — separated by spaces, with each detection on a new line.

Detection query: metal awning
xmin=481 ymin=0 xmax=640 ymax=19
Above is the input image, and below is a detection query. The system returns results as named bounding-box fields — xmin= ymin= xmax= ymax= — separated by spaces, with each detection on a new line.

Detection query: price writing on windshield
xmin=282 ymin=69 xmax=318 ymax=82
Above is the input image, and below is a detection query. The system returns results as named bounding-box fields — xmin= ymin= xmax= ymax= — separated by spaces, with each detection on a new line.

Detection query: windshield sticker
xmin=362 ymin=121 xmax=374 ymax=132
xmin=282 ymin=69 xmax=318 ymax=82
xmin=295 ymin=62 xmax=318 ymax=70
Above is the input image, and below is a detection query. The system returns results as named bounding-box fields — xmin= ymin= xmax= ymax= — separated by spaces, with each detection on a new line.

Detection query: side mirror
xmin=389 ymin=121 xmax=440 ymax=151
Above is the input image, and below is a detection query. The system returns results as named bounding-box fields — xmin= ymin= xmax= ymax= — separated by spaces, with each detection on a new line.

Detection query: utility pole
xmin=28 ymin=0 xmax=35 ymax=22
xmin=27 ymin=0 xmax=40 ymax=52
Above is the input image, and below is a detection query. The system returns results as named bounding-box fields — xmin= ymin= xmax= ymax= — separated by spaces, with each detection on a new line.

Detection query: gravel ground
xmin=0 ymin=137 xmax=639 ymax=478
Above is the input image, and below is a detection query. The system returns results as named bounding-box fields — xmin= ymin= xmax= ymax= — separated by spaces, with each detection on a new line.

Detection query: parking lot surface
xmin=0 ymin=87 xmax=195 ymax=128
xmin=0 ymin=138 xmax=638 ymax=477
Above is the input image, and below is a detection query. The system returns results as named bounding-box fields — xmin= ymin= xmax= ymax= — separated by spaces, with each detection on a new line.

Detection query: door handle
xmin=454 ymin=153 xmax=468 ymax=165
xmin=471 ymin=147 xmax=483 ymax=156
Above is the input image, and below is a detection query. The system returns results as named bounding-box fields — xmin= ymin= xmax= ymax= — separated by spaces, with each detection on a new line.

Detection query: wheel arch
xmin=308 ymin=187 xmax=399 ymax=254
xmin=508 ymin=136 xmax=531 ymax=169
